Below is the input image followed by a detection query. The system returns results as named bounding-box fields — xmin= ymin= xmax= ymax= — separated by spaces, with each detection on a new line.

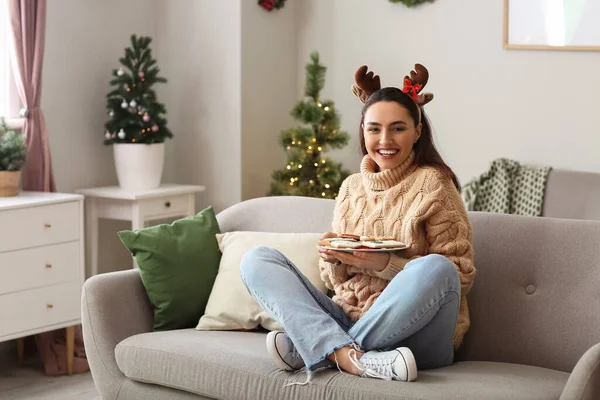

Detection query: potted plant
xmin=0 ymin=118 xmax=27 ymax=197
xmin=104 ymin=34 xmax=173 ymax=191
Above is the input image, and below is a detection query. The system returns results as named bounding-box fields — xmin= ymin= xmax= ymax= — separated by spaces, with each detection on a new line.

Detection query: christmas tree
xmin=268 ymin=52 xmax=350 ymax=199
xmin=104 ymin=35 xmax=173 ymax=145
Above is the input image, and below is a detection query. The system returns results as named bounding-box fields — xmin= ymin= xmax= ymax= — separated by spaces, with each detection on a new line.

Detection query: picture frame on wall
xmin=503 ymin=0 xmax=600 ymax=51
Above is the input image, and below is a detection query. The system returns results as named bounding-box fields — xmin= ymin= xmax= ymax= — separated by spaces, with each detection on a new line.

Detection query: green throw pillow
xmin=118 ymin=206 xmax=221 ymax=331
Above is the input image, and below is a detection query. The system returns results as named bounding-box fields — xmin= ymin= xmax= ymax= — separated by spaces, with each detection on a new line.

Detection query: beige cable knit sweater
xmin=319 ymin=151 xmax=475 ymax=348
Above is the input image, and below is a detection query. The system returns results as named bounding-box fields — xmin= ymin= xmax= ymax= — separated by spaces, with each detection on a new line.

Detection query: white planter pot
xmin=113 ymin=143 xmax=165 ymax=191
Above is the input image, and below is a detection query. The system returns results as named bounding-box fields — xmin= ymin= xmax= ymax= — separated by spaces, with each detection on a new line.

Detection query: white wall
xmin=156 ymin=0 xmax=242 ymax=213
xmin=44 ymin=0 xmax=162 ymax=277
xmin=296 ymin=0 xmax=600 ymax=183
xmin=241 ymin=1 xmax=298 ymax=200
xmin=156 ymin=0 xmax=298 ymax=207
xmin=44 ymin=0 xmax=167 ymax=193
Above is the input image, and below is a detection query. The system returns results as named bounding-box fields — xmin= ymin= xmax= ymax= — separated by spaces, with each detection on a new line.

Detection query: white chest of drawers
xmin=0 ymin=192 xmax=84 ymax=374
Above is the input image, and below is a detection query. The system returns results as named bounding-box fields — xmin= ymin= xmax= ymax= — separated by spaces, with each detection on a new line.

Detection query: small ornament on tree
xmin=268 ymin=52 xmax=350 ymax=199
xmin=104 ymin=34 xmax=173 ymax=145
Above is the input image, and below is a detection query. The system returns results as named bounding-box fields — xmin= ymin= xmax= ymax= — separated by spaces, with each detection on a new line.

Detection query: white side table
xmin=76 ymin=184 xmax=206 ymax=275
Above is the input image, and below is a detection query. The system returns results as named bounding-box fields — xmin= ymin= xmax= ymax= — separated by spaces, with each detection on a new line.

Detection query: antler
xmin=351 ymin=63 xmax=434 ymax=107
xmin=403 ymin=63 xmax=434 ymax=106
xmin=351 ymin=65 xmax=381 ymax=104
xmin=408 ymin=64 xmax=429 ymax=88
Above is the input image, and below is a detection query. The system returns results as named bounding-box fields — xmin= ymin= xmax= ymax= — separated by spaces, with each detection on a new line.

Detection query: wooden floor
xmin=0 ymin=352 xmax=99 ymax=400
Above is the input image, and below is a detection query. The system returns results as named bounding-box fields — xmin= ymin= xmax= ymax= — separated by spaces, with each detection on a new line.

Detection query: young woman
xmin=240 ymin=64 xmax=475 ymax=383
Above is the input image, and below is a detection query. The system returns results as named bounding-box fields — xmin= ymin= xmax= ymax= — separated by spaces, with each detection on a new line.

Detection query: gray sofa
xmin=82 ymin=194 xmax=600 ymax=400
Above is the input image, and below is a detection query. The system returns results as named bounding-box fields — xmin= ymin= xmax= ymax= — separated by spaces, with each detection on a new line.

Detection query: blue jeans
xmin=240 ymin=246 xmax=460 ymax=372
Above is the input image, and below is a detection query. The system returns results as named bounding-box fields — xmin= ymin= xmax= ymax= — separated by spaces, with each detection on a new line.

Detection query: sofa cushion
xmin=458 ymin=213 xmax=600 ymax=373
xmin=117 ymin=206 xmax=221 ymax=331
xmin=196 ymin=231 xmax=326 ymax=332
xmin=115 ymin=330 xmax=569 ymax=400
xmin=543 ymin=168 xmax=600 ymax=220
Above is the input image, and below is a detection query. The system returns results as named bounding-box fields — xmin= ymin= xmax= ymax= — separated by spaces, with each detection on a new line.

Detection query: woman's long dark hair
xmin=359 ymin=87 xmax=460 ymax=191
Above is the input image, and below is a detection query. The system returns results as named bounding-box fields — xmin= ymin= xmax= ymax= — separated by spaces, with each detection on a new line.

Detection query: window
xmin=0 ymin=1 xmax=20 ymax=123
xmin=0 ymin=2 xmax=8 ymax=116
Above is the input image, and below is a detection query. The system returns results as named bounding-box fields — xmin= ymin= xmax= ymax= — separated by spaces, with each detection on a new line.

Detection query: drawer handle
xmin=46 ymin=304 xmax=54 ymax=309
xmin=44 ymin=223 xmax=52 ymax=229
xmin=45 ymin=264 xmax=52 ymax=269
xmin=165 ymin=201 xmax=171 ymax=208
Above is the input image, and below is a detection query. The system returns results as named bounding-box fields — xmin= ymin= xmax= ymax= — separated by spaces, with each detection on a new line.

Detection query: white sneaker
xmin=349 ymin=347 xmax=417 ymax=382
xmin=266 ymin=331 xmax=305 ymax=371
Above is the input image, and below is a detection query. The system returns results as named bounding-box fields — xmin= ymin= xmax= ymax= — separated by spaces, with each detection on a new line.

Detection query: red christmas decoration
xmin=402 ymin=78 xmax=422 ymax=101
xmin=258 ymin=0 xmax=286 ymax=12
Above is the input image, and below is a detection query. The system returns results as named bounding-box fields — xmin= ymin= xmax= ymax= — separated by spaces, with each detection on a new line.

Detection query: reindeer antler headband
xmin=351 ymin=64 xmax=434 ymax=107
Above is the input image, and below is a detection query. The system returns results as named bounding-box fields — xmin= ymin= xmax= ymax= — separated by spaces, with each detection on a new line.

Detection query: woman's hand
xmin=318 ymin=232 xmax=342 ymax=264
xmin=325 ymin=249 xmax=390 ymax=272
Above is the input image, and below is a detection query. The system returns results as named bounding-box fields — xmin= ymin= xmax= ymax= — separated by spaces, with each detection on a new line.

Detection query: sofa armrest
xmin=560 ymin=342 xmax=600 ymax=400
xmin=81 ymin=269 xmax=153 ymax=400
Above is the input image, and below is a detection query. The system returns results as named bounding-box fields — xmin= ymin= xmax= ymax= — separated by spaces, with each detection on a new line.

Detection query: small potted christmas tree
xmin=104 ymin=34 xmax=173 ymax=191
xmin=0 ymin=118 xmax=27 ymax=197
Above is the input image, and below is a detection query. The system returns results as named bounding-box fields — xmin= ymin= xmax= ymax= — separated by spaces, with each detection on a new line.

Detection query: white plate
xmin=317 ymin=245 xmax=408 ymax=253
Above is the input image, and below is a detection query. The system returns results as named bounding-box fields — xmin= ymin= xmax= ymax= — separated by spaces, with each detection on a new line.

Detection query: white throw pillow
xmin=196 ymin=231 xmax=326 ymax=331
